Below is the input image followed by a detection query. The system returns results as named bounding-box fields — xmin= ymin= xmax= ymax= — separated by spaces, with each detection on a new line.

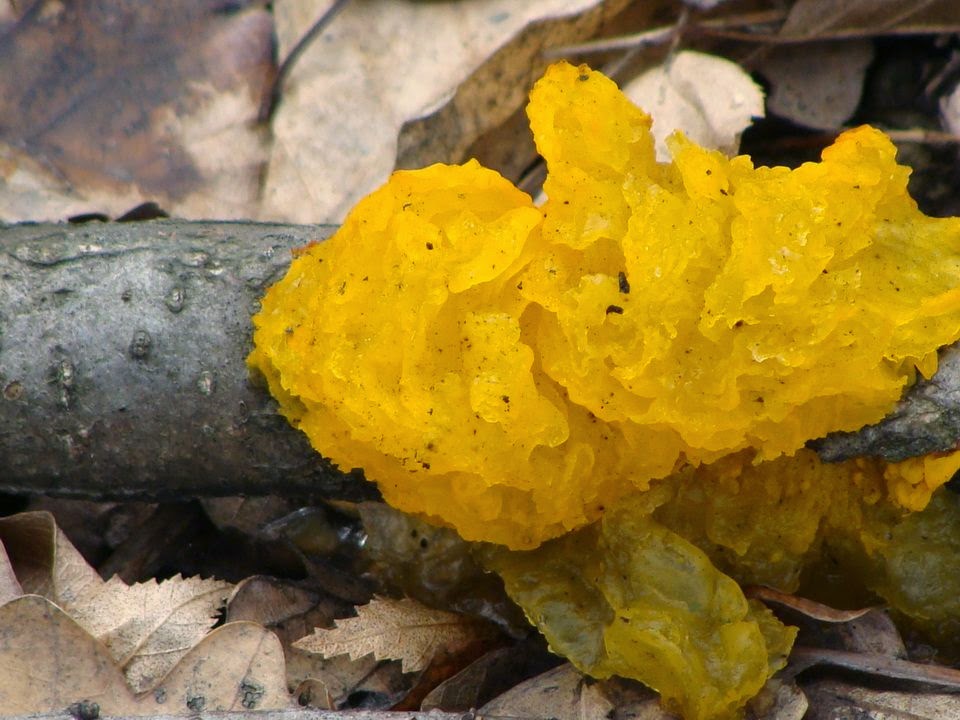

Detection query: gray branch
xmin=812 ymin=342 xmax=960 ymax=462
xmin=1 ymin=220 xmax=958 ymax=502
xmin=0 ymin=220 xmax=374 ymax=501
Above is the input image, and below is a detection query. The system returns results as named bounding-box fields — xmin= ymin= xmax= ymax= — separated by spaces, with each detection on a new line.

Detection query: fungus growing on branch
xmin=250 ymin=62 xmax=960 ymax=719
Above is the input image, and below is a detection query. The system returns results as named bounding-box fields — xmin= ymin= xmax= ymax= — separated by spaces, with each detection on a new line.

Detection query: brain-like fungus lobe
xmin=250 ymin=62 xmax=960 ymax=719
xmin=250 ymin=61 xmax=960 ymax=549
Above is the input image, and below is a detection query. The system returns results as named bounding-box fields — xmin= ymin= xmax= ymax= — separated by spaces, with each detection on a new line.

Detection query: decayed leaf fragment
xmin=293 ymin=597 xmax=496 ymax=674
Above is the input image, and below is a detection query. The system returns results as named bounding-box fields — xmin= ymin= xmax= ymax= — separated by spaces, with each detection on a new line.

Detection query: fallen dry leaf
xmin=420 ymin=648 xmax=511 ymax=712
xmin=0 ymin=595 xmax=290 ymax=715
xmin=621 ymin=49 xmax=764 ymax=160
xmin=0 ymin=540 xmax=22 ymax=604
xmin=201 ymin=496 xmax=301 ymax=536
xmin=394 ymin=0 xmax=642 ymax=173
xmin=790 ymin=647 xmax=960 ymax=690
xmin=146 ymin=621 xmax=290 ymax=713
xmin=356 ymin=500 xmax=523 ymax=625
xmin=746 ymin=586 xmax=877 ymax=623
xmin=420 ymin=640 xmax=560 ymax=712
xmin=293 ymin=596 xmax=496 ymax=674
xmin=835 ymin=609 xmax=907 ymax=658
xmin=68 ymin=574 xmax=234 ymax=693
xmin=0 ymin=511 xmax=102 ymax=607
xmin=745 ymin=679 xmax=809 ymax=720
xmin=227 ymin=575 xmax=346 ymax=638
xmin=228 ymin=577 xmax=407 ymax=710
xmin=763 ymin=40 xmax=874 ymax=129
xmin=479 ymin=663 xmax=666 ymax=720
xmin=941 ymin=81 xmax=960 ymax=136
xmin=749 ymin=586 xmax=913 ymax=680
xmin=804 ymin=679 xmax=960 ymax=720
xmin=0 ymin=595 xmax=140 ymax=715
xmin=291 ymin=678 xmax=336 ymax=710
xmin=260 ymin=0 xmax=629 ymax=224
xmin=778 ymin=0 xmax=960 ymax=38
xmin=0 ymin=1 xmax=272 ymax=222
xmin=0 ymin=511 xmax=233 ymax=693
xmin=288 ymin=648 xmax=407 ymax=710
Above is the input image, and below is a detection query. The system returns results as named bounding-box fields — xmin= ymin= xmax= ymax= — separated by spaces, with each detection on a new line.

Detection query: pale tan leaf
xmin=836 ymin=609 xmax=907 ymax=659
xmin=763 ymin=40 xmax=873 ymax=130
xmin=480 ymin=664 xmax=667 ymax=720
xmin=745 ymin=678 xmax=808 ymax=720
xmin=805 ymin=679 xmax=960 ymax=720
xmin=779 ymin=0 xmax=960 ymax=39
xmin=227 ymin=576 xmax=408 ymax=709
xmin=0 ymin=540 xmax=23 ymax=605
xmin=790 ymin=647 xmax=960 ymax=690
xmin=139 ymin=621 xmax=290 ymax=713
xmin=746 ymin=586 xmax=878 ymax=623
xmin=621 ymin=50 xmax=764 ymax=160
xmin=67 ymin=573 xmax=233 ymax=693
xmin=0 ymin=595 xmax=140 ymax=715
xmin=261 ymin=0 xmax=630 ymax=224
xmin=941 ymin=81 xmax=960 ymax=136
xmin=0 ymin=596 xmax=288 ymax=715
xmin=227 ymin=575 xmax=346 ymax=639
xmin=293 ymin=597 xmax=493 ymax=674
xmin=0 ymin=511 xmax=103 ymax=607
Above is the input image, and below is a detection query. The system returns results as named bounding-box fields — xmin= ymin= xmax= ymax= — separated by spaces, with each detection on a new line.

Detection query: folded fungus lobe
xmin=251 ymin=61 xmax=960 ymax=550
xmin=250 ymin=62 xmax=960 ymax=720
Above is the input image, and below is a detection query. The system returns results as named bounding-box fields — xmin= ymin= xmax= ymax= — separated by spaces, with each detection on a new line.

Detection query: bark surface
xmin=1 ymin=220 xmax=959 ymax=501
xmin=0 ymin=220 xmax=373 ymax=501
xmin=813 ymin=341 xmax=960 ymax=462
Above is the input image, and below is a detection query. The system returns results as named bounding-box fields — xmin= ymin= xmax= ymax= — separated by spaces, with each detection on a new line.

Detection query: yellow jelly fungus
xmin=489 ymin=446 xmax=960 ymax=720
xmin=250 ymin=64 xmax=960 ymax=548
xmin=251 ymin=61 xmax=960 ymax=550
xmin=484 ymin=501 xmax=797 ymax=720
xmin=653 ymin=448 xmax=960 ymax=594
xmin=250 ymin=61 xmax=960 ymax=719
xmin=249 ymin=160 xmax=640 ymax=549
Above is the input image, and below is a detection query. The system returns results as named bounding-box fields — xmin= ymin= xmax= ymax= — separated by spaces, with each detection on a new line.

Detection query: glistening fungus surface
xmin=250 ymin=61 xmax=960 ymax=549
xmin=250 ymin=62 xmax=960 ymax=719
